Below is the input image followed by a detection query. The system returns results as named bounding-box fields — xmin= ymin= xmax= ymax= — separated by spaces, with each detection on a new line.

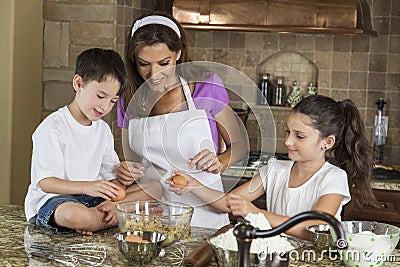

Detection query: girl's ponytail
xmin=334 ymin=100 xmax=377 ymax=207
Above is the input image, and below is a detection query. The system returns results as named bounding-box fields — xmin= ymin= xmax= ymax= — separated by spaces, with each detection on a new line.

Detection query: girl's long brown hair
xmin=293 ymin=95 xmax=378 ymax=208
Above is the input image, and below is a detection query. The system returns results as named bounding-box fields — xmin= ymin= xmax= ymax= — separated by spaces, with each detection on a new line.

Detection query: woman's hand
xmin=226 ymin=193 xmax=260 ymax=218
xmin=116 ymin=161 xmax=144 ymax=186
xmin=83 ymin=180 xmax=122 ymax=201
xmin=166 ymin=170 xmax=196 ymax=195
xmin=187 ymin=149 xmax=223 ymax=174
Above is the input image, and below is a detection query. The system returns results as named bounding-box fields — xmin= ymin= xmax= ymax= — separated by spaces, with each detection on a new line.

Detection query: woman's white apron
xmin=128 ymin=77 xmax=229 ymax=229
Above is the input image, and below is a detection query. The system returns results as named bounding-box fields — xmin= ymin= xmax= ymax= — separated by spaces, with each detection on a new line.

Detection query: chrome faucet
xmin=233 ymin=211 xmax=346 ymax=267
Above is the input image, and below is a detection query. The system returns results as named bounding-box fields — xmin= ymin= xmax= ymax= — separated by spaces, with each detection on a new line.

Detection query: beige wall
xmin=0 ymin=0 xmax=15 ymax=204
xmin=0 ymin=0 xmax=43 ymax=204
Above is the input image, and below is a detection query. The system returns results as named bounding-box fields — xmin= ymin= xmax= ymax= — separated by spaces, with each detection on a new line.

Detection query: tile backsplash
xmin=184 ymin=0 xmax=399 ymax=165
xmin=42 ymin=0 xmax=399 ymax=165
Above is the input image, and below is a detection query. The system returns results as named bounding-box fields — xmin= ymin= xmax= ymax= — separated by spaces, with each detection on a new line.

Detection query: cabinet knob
xmin=380 ymin=203 xmax=389 ymax=208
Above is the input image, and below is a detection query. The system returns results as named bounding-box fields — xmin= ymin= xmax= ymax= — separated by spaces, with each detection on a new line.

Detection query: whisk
xmin=29 ymin=249 xmax=79 ymax=267
xmin=28 ymin=242 xmax=106 ymax=266
xmin=160 ymin=241 xmax=189 ymax=266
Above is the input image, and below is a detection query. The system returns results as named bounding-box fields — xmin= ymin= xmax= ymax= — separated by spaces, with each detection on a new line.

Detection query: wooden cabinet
xmin=343 ymin=188 xmax=400 ymax=248
xmin=343 ymin=189 xmax=400 ymax=227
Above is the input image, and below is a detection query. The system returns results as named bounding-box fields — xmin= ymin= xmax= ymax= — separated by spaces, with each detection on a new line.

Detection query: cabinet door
xmin=343 ymin=189 xmax=400 ymax=227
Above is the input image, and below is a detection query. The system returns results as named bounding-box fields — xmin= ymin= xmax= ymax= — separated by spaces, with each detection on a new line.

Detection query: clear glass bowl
xmin=115 ymin=200 xmax=194 ymax=246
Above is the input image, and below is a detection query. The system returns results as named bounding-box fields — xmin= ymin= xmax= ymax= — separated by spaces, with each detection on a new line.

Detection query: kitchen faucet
xmin=233 ymin=211 xmax=346 ymax=267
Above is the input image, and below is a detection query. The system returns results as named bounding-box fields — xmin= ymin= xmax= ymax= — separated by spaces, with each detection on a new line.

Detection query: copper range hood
xmin=173 ymin=0 xmax=377 ymax=35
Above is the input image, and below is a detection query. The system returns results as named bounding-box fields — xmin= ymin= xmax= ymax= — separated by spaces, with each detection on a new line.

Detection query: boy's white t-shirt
xmin=259 ymin=158 xmax=351 ymax=220
xmin=24 ymin=106 xmax=120 ymax=221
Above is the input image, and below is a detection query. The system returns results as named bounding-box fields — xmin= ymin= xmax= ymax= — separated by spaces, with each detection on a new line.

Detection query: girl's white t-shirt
xmin=259 ymin=158 xmax=351 ymax=220
xmin=25 ymin=106 xmax=120 ymax=221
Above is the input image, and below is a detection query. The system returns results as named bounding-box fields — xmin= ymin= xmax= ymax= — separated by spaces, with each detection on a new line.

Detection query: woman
xmin=116 ymin=13 xmax=247 ymax=228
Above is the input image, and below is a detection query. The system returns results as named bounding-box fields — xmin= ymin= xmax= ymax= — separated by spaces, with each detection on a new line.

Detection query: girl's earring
xmin=323 ymin=146 xmax=328 ymax=150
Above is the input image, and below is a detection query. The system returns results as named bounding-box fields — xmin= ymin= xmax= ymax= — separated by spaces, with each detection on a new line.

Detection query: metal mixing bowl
xmin=207 ymin=235 xmax=305 ymax=267
xmin=306 ymin=224 xmax=335 ymax=250
xmin=116 ymin=231 xmax=165 ymax=265
xmin=115 ymin=200 xmax=193 ymax=246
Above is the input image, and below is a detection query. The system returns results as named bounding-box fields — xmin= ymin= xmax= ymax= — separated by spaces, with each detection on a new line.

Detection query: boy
xmin=25 ymin=48 xmax=161 ymax=235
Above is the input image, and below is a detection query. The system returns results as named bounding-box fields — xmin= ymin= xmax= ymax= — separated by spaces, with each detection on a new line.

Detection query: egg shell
xmin=172 ymin=175 xmax=187 ymax=187
xmin=111 ymin=187 xmax=126 ymax=202
xmin=125 ymin=234 xmax=145 ymax=243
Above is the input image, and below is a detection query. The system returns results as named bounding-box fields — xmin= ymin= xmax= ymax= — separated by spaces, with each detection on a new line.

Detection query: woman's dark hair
xmin=75 ymin=48 xmax=127 ymax=96
xmin=123 ymin=12 xmax=208 ymax=112
xmin=124 ymin=13 xmax=187 ymax=110
xmin=293 ymin=95 xmax=377 ymax=208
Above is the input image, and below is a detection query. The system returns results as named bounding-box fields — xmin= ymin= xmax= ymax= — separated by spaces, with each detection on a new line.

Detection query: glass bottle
xmin=287 ymin=81 xmax=302 ymax=107
xmin=258 ymin=73 xmax=273 ymax=105
xmin=272 ymin=76 xmax=287 ymax=106
xmin=372 ymin=98 xmax=386 ymax=164
xmin=304 ymin=82 xmax=318 ymax=98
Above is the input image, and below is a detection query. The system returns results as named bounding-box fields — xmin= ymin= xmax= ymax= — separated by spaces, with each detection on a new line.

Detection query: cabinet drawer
xmin=343 ymin=189 xmax=400 ymax=227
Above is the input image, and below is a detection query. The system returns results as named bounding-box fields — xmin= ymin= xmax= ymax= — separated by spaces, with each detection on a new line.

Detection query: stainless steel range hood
xmin=173 ymin=0 xmax=377 ymax=35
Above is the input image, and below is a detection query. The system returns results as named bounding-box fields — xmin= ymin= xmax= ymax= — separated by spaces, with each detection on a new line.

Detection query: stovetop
xmin=226 ymin=152 xmax=400 ymax=181
xmin=229 ymin=152 xmax=290 ymax=171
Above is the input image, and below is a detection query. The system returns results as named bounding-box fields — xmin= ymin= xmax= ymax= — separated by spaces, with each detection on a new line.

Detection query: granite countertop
xmin=1 ymin=204 xmax=399 ymax=266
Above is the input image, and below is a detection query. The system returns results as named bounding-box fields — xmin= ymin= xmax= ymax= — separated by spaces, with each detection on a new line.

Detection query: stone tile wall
xmin=42 ymin=0 xmax=399 ymax=165
xmin=184 ymin=0 xmax=400 ymax=165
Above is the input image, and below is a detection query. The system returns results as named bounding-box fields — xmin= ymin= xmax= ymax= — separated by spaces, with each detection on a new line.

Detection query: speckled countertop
xmin=1 ymin=205 xmax=399 ymax=266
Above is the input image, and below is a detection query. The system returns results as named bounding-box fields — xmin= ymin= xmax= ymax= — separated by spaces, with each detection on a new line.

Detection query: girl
xmin=116 ymin=13 xmax=246 ymax=229
xmin=168 ymin=95 xmax=377 ymax=239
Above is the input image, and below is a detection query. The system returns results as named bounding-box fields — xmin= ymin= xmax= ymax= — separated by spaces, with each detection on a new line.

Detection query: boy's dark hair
xmin=293 ymin=95 xmax=377 ymax=208
xmin=75 ymin=48 xmax=127 ymax=96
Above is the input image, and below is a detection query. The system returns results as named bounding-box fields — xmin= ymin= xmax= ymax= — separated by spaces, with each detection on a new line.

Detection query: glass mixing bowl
xmin=115 ymin=200 xmax=194 ymax=246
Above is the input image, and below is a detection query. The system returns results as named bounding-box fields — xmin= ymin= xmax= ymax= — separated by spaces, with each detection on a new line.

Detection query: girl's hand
xmin=187 ymin=149 xmax=222 ymax=174
xmin=116 ymin=161 xmax=145 ymax=186
xmin=97 ymin=201 xmax=117 ymax=227
xmin=165 ymin=170 xmax=195 ymax=195
xmin=83 ymin=180 xmax=122 ymax=201
xmin=226 ymin=193 xmax=260 ymax=218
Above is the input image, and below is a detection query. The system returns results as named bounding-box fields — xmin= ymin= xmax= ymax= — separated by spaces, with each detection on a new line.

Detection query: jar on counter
xmin=258 ymin=73 xmax=273 ymax=105
xmin=272 ymin=76 xmax=287 ymax=106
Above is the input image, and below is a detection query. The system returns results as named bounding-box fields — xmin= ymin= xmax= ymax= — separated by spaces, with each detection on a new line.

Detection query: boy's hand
xmin=84 ymin=180 xmax=122 ymax=201
xmin=116 ymin=161 xmax=144 ymax=186
xmin=187 ymin=149 xmax=222 ymax=174
xmin=226 ymin=193 xmax=259 ymax=218
xmin=166 ymin=170 xmax=195 ymax=195
xmin=97 ymin=201 xmax=117 ymax=227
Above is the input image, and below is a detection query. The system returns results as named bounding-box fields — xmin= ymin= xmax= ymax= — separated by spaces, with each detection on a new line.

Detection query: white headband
xmin=131 ymin=15 xmax=181 ymax=38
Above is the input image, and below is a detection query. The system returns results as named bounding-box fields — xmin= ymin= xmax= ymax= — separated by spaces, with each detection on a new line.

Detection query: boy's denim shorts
xmin=29 ymin=194 xmax=105 ymax=232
